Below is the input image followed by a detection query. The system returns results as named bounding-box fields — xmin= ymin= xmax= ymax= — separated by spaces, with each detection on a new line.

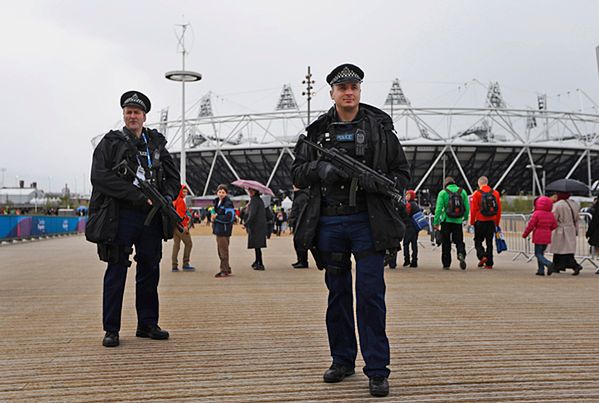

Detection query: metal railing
xmin=424 ymin=213 xmax=597 ymax=269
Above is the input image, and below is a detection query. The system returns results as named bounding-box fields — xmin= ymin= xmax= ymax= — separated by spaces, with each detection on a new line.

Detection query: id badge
xmin=133 ymin=165 xmax=146 ymax=188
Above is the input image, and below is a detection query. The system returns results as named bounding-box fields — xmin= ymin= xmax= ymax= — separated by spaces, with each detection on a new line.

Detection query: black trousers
xmin=552 ymin=253 xmax=581 ymax=271
xmin=474 ymin=220 xmax=495 ymax=266
xmin=403 ymin=229 xmax=418 ymax=262
xmin=295 ymin=247 xmax=308 ymax=264
xmin=103 ymin=208 xmax=162 ymax=333
xmin=440 ymin=222 xmax=466 ymax=268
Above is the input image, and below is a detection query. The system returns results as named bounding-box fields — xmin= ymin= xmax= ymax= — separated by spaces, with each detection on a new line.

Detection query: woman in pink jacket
xmin=522 ymin=196 xmax=558 ymax=276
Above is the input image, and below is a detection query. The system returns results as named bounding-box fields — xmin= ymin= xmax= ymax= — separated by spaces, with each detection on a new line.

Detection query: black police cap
xmin=326 ymin=63 xmax=364 ymax=86
xmin=120 ymin=90 xmax=151 ymax=113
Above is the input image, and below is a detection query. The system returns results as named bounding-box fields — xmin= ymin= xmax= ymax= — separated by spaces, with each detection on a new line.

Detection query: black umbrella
xmin=545 ymin=178 xmax=589 ymax=195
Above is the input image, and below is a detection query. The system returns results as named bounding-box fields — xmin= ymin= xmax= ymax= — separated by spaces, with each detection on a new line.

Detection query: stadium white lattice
xmin=149 ymin=81 xmax=599 ymax=201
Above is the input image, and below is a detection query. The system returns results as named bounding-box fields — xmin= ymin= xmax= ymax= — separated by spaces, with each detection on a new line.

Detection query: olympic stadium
xmin=145 ymin=79 xmax=599 ymax=202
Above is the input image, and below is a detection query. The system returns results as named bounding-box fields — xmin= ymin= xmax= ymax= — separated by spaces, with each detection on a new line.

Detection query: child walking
xmin=522 ymin=196 xmax=558 ymax=276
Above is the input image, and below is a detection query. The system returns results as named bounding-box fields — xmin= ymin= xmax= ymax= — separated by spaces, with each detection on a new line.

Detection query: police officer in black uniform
xmin=292 ymin=64 xmax=410 ymax=397
xmin=88 ymin=91 xmax=180 ymax=347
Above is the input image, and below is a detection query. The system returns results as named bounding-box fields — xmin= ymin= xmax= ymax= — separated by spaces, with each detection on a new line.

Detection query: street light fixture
xmin=165 ymin=70 xmax=202 ymax=185
xmin=165 ymin=23 xmax=202 ymax=186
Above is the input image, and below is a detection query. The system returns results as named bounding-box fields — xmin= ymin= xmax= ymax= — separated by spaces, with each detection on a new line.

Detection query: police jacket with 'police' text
xmin=87 ymin=127 xmax=180 ymax=244
xmin=291 ymin=103 xmax=411 ymax=252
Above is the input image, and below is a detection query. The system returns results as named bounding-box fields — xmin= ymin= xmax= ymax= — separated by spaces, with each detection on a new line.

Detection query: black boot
xmin=410 ymin=259 xmax=418 ymax=268
xmin=402 ymin=259 xmax=410 ymax=267
xmin=369 ymin=377 xmax=389 ymax=397
xmin=136 ymin=324 xmax=169 ymax=340
xmin=102 ymin=331 xmax=119 ymax=347
xmin=323 ymin=364 xmax=355 ymax=383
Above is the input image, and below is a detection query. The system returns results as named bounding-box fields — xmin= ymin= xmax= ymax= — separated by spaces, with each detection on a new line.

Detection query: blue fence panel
xmin=0 ymin=215 xmax=86 ymax=241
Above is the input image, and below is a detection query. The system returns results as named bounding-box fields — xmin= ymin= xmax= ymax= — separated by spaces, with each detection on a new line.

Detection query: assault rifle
xmin=297 ymin=134 xmax=404 ymax=205
xmin=113 ymin=160 xmax=184 ymax=233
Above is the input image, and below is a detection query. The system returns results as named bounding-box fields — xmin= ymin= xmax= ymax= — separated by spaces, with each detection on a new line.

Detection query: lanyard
xmin=137 ymin=133 xmax=152 ymax=169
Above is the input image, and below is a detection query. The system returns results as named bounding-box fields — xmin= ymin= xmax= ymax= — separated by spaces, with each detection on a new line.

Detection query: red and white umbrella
xmin=231 ymin=179 xmax=275 ymax=196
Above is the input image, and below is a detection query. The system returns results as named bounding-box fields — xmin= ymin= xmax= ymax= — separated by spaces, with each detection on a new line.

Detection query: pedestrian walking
xmin=403 ymin=190 xmax=421 ymax=268
xmin=289 ymin=185 xmax=310 ymax=268
xmin=212 ymin=184 xmax=235 ymax=278
xmin=469 ymin=176 xmax=501 ymax=269
xmin=522 ymin=196 xmax=557 ymax=276
xmin=87 ymin=90 xmax=179 ymax=347
xmin=244 ymin=188 xmax=267 ymax=270
xmin=292 ymin=63 xmax=410 ymax=397
xmin=549 ymin=192 xmax=583 ymax=275
xmin=171 ymin=185 xmax=195 ymax=272
xmin=433 ymin=177 xmax=469 ymax=270
xmin=586 ymin=198 xmax=599 ymax=274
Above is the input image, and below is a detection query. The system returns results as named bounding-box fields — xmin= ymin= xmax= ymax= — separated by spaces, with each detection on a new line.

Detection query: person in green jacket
xmin=433 ymin=177 xmax=469 ymax=270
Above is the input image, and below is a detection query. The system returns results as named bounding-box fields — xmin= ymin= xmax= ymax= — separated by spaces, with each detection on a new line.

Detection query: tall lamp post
xmin=165 ymin=23 xmax=202 ymax=185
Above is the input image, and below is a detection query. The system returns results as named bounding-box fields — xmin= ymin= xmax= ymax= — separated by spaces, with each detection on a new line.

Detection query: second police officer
xmin=88 ymin=91 xmax=180 ymax=348
xmin=292 ymin=64 xmax=410 ymax=397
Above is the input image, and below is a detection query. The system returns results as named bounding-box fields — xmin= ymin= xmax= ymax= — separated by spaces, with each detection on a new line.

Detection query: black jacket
xmin=291 ymin=103 xmax=410 ymax=253
xmin=245 ymin=194 xmax=267 ymax=249
xmin=212 ymin=196 xmax=235 ymax=237
xmin=288 ymin=189 xmax=310 ymax=230
xmin=87 ymin=128 xmax=180 ymax=244
xmin=587 ymin=201 xmax=599 ymax=247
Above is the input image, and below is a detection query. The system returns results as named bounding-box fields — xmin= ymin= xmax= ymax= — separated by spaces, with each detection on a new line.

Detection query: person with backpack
xmin=433 ymin=177 xmax=469 ymax=270
xmin=403 ymin=190 xmax=423 ymax=268
xmin=211 ymin=184 xmax=235 ymax=278
xmin=469 ymin=176 xmax=502 ymax=269
xmin=522 ymin=196 xmax=557 ymax=276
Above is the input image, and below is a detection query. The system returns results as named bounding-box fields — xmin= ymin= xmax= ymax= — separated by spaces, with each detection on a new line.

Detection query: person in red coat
xmin=171 ymin=185 xmax=195 ymax=272
xmin=470 ymin=176 xmax=502 ymax=269
xmin=522 ymin=196 xmax=558 ymax=276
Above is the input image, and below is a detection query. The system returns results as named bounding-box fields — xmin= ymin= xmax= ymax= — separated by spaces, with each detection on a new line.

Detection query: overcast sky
xmin=2 ymin=0 xmax=599 ymax=194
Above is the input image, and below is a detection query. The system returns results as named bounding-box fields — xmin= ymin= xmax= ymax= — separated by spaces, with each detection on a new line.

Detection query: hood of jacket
xmin=535 ymin=196 xmax=553 ymax=212
xmin=104 ymin=127 xmax=167 ymax=148
xmin=176 ymin=184 xmax=188 ymax=200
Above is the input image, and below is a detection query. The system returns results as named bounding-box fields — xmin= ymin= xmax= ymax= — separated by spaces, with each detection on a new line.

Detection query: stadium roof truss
xmin=152 ymin=105 xmax=599 ymax=197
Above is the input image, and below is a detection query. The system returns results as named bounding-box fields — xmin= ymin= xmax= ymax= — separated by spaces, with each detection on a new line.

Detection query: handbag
xmin=411 ymin=210 xmax=429 ymax=231
xmin=495 ymin=225 xmax=507 ymax=253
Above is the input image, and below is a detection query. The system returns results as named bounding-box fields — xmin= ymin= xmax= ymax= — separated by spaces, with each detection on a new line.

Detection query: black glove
xmin=358 ymin=172 xmax=380 ymax=193
xmin=133 ymin=192 xmax=149 ymax=207
xmin=317 ymin=161 xmax=349 ymax=184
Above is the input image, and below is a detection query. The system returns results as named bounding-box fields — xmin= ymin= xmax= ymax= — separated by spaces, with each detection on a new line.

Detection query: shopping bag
xmin=495 ymin=225 xmax=507 ymax=253
xmin=411 ymin=211 xmax=429 ymax=231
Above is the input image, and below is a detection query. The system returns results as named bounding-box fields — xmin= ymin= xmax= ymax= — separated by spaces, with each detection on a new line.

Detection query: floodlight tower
xmin=302 ymin=66 xmax=315 ymax=124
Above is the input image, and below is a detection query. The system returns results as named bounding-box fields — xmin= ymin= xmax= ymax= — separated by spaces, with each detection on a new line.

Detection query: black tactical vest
xmin=318 ymin=110 xmax=374 ymax=214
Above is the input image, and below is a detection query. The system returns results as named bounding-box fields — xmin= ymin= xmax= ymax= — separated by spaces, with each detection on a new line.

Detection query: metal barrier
xmin=513 ymin=212 xmax=597 ymax=269
xmin=423 ymin=212 xmax=597 ymax=269
xmin=498 ymin=214 xmax=532 ymax=261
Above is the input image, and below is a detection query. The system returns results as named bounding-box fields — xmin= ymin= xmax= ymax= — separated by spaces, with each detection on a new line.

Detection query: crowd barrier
xmin=425 ymin=213 xmax=597 ymax=269
xmin=0 ymin=215 xmax=86 ymax=242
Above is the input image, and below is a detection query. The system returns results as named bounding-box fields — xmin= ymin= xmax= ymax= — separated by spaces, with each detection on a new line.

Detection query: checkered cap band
xmin=329 ymin=66 xmax=361 ymax=85
xmin=124 ymin=93 xmax=146 ymax=110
